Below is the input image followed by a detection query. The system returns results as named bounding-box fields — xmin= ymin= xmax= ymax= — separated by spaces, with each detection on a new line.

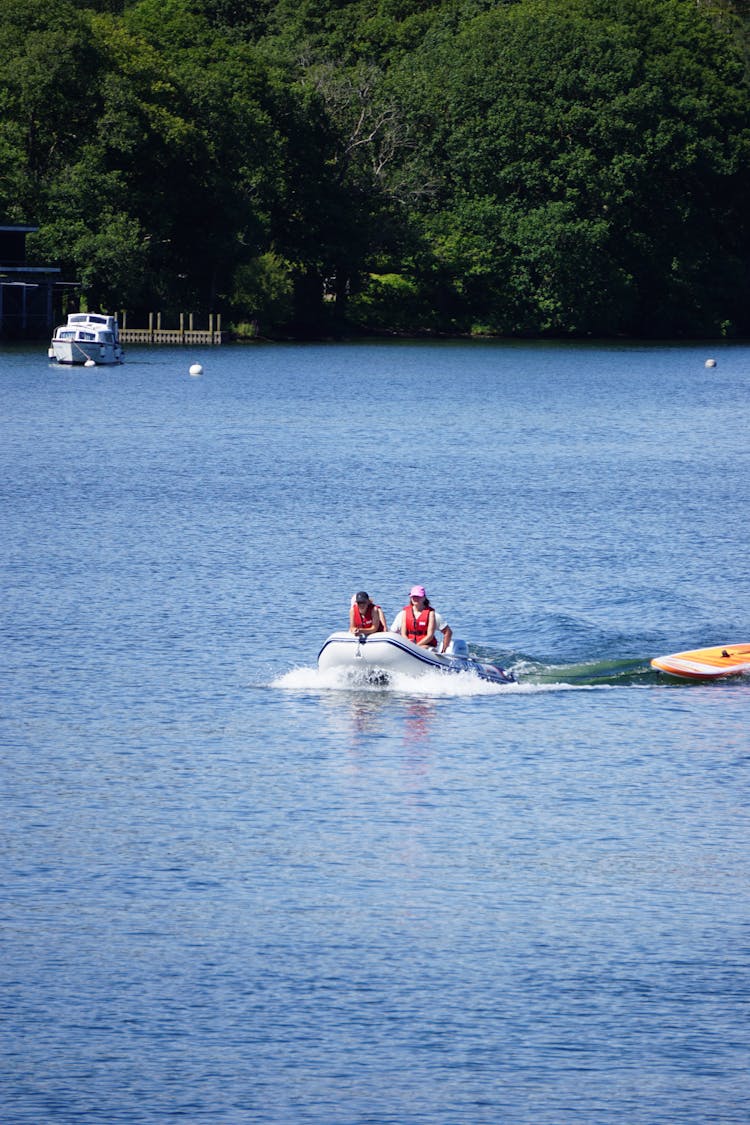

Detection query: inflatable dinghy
xmin=317 ymin=631 xmax=515 ymax=684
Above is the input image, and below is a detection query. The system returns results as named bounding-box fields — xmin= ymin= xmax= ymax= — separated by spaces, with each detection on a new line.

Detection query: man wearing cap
xmin=349 ymin=591 xmax=387 ymax=637
xmin=390 ymin=586 xmax=453 ymax=653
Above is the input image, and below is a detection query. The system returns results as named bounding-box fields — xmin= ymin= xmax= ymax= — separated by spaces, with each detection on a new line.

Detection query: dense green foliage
xmin=2 ymin=0 xmax=749 ymax=336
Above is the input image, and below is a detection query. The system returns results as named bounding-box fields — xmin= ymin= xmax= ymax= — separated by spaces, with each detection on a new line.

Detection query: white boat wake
xmin=272 ymin=664 xmax=595 ymax=696
xmin=267 ymin=633 xmax=639 ymax=696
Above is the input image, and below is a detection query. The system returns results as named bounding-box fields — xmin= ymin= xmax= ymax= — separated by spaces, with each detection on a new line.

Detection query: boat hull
xmin=51 ymin=339 xmax=124 ymax=365
xmin=317 ymin=631 xmax=515 ymax=684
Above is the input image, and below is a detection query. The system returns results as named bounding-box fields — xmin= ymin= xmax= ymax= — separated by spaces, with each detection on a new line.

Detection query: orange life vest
xmin=405 ymin=605 xmax=436 ymax=646
xmin=353 ymin=602 xmax=382 ymax=631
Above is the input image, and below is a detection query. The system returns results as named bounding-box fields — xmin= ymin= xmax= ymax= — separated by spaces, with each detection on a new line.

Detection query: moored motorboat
xmin=49 ymin=312 xmax=124 ymax=365
xmin=317 ymin=631 xmax=515 ymax=684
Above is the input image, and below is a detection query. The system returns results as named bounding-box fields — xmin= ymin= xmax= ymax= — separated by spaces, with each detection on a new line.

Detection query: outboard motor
xmin=447 ymin=638 xmax=468 ymax=657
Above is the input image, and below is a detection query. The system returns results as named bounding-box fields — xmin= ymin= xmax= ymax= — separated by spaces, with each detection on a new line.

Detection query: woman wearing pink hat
xmin=391 ymin=585 xmax=453 ymax=653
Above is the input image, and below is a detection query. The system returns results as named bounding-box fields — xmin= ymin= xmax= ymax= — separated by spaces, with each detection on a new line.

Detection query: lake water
xmin=1 ymin=338 xmax=748 ymax=1123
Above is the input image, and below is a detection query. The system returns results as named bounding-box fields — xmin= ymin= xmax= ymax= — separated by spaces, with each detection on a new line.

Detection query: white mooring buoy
xmin=189 ymin=363 xmax=203 ymax=377
xmin=705 ymin=358 xmax=717 ymax=368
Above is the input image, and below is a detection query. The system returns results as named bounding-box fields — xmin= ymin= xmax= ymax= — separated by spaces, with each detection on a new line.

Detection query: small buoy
xmin=705 ymin=358 xmax=717 ymax=368
xmin=84 ymin=359 xmax=96 ymax=368
xmin=189 ymin=363 xmax=203 ymax=376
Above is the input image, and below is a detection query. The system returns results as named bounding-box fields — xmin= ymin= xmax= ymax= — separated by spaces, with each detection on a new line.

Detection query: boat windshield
xmin=69 ymin=314 xmax=107 ymax=325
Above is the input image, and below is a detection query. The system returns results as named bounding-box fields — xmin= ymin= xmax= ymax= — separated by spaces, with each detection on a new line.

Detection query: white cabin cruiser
xmin=49 ymin=312 xmax=124 ymax=365
xmin=317 ymin=631 xmax=515 ymax=684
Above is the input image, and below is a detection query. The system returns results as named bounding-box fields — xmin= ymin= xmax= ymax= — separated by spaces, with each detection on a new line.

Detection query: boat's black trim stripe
xmin=366 ymin=635 xmax=450 ymax=669
xmin=317 ymin=636 xmax=361 ymax=660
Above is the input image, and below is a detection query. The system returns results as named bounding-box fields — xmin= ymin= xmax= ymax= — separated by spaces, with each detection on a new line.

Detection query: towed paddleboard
xmin=651 ymin=643 xmax=750 ymax=681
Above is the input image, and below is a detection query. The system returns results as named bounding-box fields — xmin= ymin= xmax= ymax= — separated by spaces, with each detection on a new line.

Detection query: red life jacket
xmin=405 ymin=605 xmax=436 ymax=646
xmin=353 ymin=602 xmax=382 ymax=631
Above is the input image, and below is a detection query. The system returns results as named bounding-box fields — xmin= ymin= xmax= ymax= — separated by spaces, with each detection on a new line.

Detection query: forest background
xmin=2 ymin=0 xmax=750 ymax=339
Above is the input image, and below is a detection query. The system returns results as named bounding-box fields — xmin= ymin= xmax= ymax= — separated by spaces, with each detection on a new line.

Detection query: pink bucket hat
xmin=410 ymin=585 xmax=426 ymax=598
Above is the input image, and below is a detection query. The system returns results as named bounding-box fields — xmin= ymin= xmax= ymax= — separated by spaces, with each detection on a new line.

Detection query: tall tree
xmin=0 ymin=0 xmax=106 ymax=220
xmin=386 ymin=0 xmax=750 ymax=336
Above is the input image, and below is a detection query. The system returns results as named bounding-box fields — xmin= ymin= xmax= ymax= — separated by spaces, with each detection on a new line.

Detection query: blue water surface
xmin=1 ymin=339 xmax=749 ymax=1123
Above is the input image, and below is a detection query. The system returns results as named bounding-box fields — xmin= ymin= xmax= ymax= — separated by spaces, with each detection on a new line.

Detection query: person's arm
xmin=439 ymin=623 xmax=453 ymax=654
xmin=376 ymin=606 xmax=388 ymax=632
xmin=349 ymin=605 xmax=359 ymax=634
xmin=361 ymin=609 xmax=383 ymax=635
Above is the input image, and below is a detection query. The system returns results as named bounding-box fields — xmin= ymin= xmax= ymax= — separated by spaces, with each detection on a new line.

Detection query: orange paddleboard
xmin=651 ymin=643 xmax=750 ymax=680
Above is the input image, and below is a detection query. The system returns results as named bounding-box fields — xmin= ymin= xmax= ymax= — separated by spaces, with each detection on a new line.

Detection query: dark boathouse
xmin=0 ymin=225 xmax=76 ymax=340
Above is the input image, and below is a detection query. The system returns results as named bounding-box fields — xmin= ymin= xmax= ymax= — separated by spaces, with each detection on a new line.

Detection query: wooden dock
xmin=119 ymin=312 xmax=225 ymax=345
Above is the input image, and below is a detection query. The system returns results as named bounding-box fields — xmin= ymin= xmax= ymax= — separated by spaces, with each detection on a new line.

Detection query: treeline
xmin=2 ymin=0 xmax=750 ymax=338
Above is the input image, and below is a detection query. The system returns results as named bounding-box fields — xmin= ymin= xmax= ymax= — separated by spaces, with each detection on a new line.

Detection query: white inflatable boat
xmin=317 ymin=631 xmax=515 ymax=684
